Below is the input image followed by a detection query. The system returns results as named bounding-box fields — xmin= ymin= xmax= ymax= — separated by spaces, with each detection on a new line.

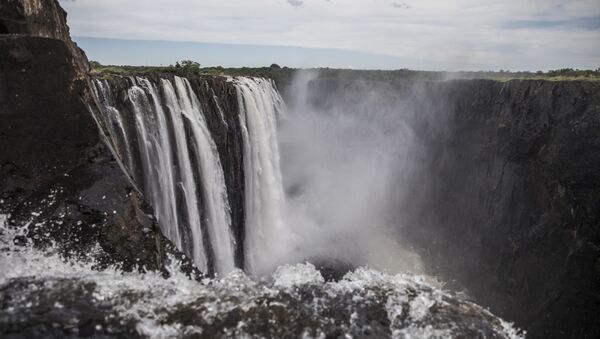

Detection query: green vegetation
xmin=173 ymin=60 xmax=202 ymax=77
xmin=89 ymin=60 xmax=600 ymax=83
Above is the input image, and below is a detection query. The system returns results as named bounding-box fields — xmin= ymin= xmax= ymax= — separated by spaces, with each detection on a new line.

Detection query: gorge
xmin=1 ymin=1 xmax=599 ymax=338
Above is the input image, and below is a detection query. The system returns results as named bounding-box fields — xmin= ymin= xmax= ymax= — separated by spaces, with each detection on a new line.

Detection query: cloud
xmin=503 ymin=16 xmax=600 ymax=30
xmin=287 ymin=0 xmax=304 ymax=7
xmin=59 ymin=0 xmax=600 ymax=70
xmin=390 ymin=2 xmax=410 ymax=9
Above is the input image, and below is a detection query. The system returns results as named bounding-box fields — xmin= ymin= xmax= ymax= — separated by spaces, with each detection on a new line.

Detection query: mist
xmin=275 ymin=70 xmax=427 ymax=274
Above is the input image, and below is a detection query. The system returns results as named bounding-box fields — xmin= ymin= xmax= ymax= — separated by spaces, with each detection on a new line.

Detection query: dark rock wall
xmin=1 ymin=0 xmax=69 ymax=38
xmin=0 ymin=0 xmax=188 ymax=274
xmin=406 ymin=79 xmax=600 ymax=339
xmin=283 ymin=76 xmax=600 ymax=338
xmin=0 ymin=0 xmax=88 ymax=72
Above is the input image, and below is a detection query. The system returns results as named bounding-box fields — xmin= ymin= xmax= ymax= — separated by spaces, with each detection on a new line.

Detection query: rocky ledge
xmin=0 ymin=0 xmax=192 ymax=274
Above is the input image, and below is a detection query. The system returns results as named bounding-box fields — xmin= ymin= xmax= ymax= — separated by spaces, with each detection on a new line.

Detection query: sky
xmin=60 ymin=0 xmax=600 ymax=71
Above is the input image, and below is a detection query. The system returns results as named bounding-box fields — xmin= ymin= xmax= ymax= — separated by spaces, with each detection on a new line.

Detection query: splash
xmin=0 ymin=218 xmax=524 ymax=339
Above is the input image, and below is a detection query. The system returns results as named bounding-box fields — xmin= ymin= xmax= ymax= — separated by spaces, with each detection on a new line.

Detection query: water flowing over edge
xmin=94 ymin=75 xmax=294 ymax=276
xmin=234 ymin=77 xmax=291 ymax=276
xmin=93 ymin=76 xmax=236 ymax=275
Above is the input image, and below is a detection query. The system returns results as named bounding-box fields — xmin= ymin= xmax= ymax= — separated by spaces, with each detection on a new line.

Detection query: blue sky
xmin=60 ymin=0 xmax=600 ymax=71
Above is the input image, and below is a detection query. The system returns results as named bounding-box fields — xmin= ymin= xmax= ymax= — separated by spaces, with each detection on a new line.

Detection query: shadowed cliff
xmin=0 ymin=0 xmax=194 ymax=274
xmin=279 ymin=74 xmax=600 ymax=339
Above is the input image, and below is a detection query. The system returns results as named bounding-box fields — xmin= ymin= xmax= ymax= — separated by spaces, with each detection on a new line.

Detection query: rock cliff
xmin=289 ymin=76 xmax=600 ymax=339
xmin=0 ymin=0 xmax=189 ymax=274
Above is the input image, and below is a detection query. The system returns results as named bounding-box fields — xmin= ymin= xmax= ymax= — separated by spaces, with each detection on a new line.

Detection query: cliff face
xmin=1 ymin=0 xmax=70 ymax=38
xmin=0 ymin=0 xmax=189 ymax=273
xmin=406 ymin=79 xmax=600 ymax=339
xmin=288 ymin=77 xmax=600 ymax=339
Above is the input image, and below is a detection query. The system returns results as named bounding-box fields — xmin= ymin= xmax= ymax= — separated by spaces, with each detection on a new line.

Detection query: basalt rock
xmin=0 ymin=0 xmax=191 ymax=275
xmin=406 ymin=79 xmax=600 ymax=339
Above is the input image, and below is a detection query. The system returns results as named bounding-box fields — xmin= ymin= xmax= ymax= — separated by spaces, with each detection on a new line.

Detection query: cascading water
xmin=234 ymin=77 xmax=291 ymax=275
xmin=92 ymin=76 xmax=236 ymax=275
xmin=93 ymin=79 xmax=136 ymax=177
xmin=166 ymin=77 xmax=235 ymax=276
xmin=94 ymin=75 xmax=292 ymax=276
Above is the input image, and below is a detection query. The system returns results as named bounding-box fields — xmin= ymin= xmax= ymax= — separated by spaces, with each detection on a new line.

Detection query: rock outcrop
xmin=0 ymin=0 xmax=189 ymax=273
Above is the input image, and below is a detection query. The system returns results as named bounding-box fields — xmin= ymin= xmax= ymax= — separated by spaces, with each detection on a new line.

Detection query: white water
xmin=234 ymin=77 xmax=291 ymax=275
xmin=94 ymin=76 xmax=236 ymax=275
xmin=128 ymin=79 xmax=185 ymax=259
xmin=159 ymin=78 xmax=209 ymax=272
xmin=93 ymin=79 xmax=136 ymax=174
xmin=0 ymin=215 xmax=523 ymax=339
xmin=168 ymin=77 xmax=235 ymax=276
xmin=94 ymin=76 xmax=293 ymax=276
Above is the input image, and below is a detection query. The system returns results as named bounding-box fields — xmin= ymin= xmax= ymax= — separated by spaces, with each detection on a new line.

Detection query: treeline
xmin=89 ymin=60 xmax=600 ymax=82
xmin=89 ymin=60 xmax=205 ymax=78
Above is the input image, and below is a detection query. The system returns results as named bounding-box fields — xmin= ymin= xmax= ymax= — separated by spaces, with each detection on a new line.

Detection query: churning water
xmin=0 ymin=214 xmax=523 ymax=338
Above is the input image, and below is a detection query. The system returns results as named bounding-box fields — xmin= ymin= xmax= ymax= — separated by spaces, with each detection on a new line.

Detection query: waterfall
xmin=234 ymin=77 xmax=289 ymax=275
xmin=92 ymin=76 xmax=235 ymax=275
xmin=92 ymin=75 xmax=290 ymax=276
xmin=128 ymin=79 xmax=187 ymax=264
xmin=93 ymin=79 xmax=136 ymax=176
xmin=165 ymin=77 xmax=235 ymax=276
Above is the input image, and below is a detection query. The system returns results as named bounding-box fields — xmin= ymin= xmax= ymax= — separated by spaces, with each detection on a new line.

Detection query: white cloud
xmin=60 ymin=0 xmax=600 ymax=70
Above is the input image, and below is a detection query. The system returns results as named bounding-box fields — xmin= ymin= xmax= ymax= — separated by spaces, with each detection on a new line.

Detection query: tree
xmin=172 ymin=60 xmax=202 ymax=77
xmin=89 ymin=60 xmax=102 ymax=69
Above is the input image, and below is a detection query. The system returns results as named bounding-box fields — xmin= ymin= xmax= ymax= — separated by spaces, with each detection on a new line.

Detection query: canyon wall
xmin=287 ymin=76 xmax=600 ymax=338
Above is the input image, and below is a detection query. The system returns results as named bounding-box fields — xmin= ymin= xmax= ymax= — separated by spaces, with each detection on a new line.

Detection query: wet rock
xmin=0 ymin=262 xmax=522 ymax=339
xmin=0 ymin=0 xmax=190 ymax=274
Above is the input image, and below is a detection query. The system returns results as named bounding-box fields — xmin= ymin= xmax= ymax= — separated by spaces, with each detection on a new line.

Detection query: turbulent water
xmin=0 ymin=215 xmax=523 ymax=338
